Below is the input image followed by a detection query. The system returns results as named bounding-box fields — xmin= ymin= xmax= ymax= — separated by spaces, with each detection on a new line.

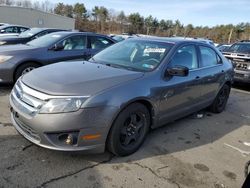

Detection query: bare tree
xmin=5 ymin=0 xmax=13 ymax=5
xmin=33 ymin=1 xmax=40 ymax=10
xmin=15 ymin=0 xmax=22 ymax=6
xmin=22 ymin=0 xmax=32 ymax=8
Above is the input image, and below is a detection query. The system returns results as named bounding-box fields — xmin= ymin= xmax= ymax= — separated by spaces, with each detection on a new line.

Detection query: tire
xmin=107 ymin=103 xmax=150 ymax=156
xmin=209 ymin=84 xmax=231 ymax=113
xmin=15 ymin=63 xmax=40 ymax=81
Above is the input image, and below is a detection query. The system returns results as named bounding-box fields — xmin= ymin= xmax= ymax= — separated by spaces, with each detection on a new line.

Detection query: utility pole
xmin=228 ymin=28 xmax=233 ymax=44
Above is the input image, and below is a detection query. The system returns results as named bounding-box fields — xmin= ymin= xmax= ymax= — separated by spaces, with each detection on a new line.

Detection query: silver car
xmin=10 ymin=38 xmax=234 ymax=156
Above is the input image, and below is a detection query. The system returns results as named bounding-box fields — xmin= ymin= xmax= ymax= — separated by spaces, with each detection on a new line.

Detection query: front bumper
xmin=234 ymin=69 xmax=250 ymax=83
xmin=0 ymin=61 xmax=15 ymax=84
xmin=9 ymin=87 xmax=119 ymax=153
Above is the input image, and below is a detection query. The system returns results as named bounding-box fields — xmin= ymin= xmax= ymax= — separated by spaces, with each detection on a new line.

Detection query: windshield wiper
xmin=105 ymin=63 xmax=140 ymax=72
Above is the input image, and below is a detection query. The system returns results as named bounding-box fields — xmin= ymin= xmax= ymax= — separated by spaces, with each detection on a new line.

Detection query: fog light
xmin=58 ymin=133 xmax=76 ymax=145
xmin=65 ymin=134 xmax=74 ymax=145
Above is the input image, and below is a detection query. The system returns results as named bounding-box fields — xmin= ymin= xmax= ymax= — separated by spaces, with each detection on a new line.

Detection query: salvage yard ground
xmin=0 ymin=84 xmax=250 ymax=188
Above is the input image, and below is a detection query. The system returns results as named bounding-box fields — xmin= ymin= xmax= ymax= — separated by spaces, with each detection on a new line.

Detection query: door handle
xmin=195 ymin=76 xmax=200 ymax=79
xmin=221 ymin=70 xmax=225 ymax=73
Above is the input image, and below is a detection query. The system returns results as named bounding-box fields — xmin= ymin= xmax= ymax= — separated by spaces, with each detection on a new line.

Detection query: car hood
xmin=21 ymin=61 xmax=144 ymax=96
xmin=0 ymin=36 xmax=21 ymax=41
xmin=0 ymin=44 xmax=37 ymax=53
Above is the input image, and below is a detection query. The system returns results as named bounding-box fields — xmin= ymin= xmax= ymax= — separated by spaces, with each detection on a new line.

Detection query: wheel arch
xmin=105 ymin=97 xmax=156 ymax=154
xmin=121 ymin=98 xmax=155 ymax=127
xmin=13 ymin=60 xmax=43 ymax=81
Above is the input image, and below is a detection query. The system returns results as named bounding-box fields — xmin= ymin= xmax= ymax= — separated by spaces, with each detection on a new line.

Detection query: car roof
xmin=128 ymin=37 xmax=213 ymax=46
xmin=28 ymin=27 xmax=65 ymax=31
xmin=236 ymin=42 xmax=250 ymax=44
xmin=48 ymin=31 xmax=114 ymax=38
xmin=0 ymin=24 xmax=28 ymax=29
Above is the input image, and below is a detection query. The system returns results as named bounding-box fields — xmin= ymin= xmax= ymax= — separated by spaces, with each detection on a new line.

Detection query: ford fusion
xmin=10 ymin=38 xmax=234 ymax=156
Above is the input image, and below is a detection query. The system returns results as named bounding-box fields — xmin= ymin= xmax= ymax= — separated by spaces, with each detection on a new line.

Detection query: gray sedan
xmin=9 ymin=38 xmax=234 ymax=156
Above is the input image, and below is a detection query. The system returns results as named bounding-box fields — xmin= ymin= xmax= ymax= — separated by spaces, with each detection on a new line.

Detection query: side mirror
xmin=166 ymin=66 xmax=189 ymax=77
xmin=51 ymin=44 xmax=64 ymax=51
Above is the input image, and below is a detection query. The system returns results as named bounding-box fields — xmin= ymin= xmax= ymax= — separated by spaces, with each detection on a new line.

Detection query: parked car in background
xmin=216 ymin=44 xmax=231 ymax=52
xmin=110 ymin=35 xmax=126 ymax=42
xmin=223 ymin=41 xmax=250 ymax=83
xmin=0 ymin=31 xmax=116 ymax=83
xmin=109 ymin=33 xmax=139 ymax=42
xmin=0 ymin=23 xmax=9 ymax=26
xmin=9 ymin=38 xmax=233 ymax=156
xmin=0 ymin=28 xmax=65 ymax=46
xmin=0 ymin=25 xmax=29 ymax=37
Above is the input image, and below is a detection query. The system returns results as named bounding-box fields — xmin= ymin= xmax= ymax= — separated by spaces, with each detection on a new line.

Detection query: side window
xmin=199 ymin=46 xmax=221 ymax=67
xmin=19 ymin=27 xmax=28 ymax=33
xmin=12 ymin=27 xmax=18 ymax=33
xmin=4 ymin=27 xmax=14 ymax=33
xmin=170 ymin=45 xmax=198 ymax=70
xmin=90 ymin=36 xmax=113 ymax=50
xmin=60 ymin=35 xmax=87 ymax=50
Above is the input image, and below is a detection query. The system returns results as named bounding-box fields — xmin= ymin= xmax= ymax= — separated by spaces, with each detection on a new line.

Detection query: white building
xmin=0 ymin=6 xmax=75 ymax=29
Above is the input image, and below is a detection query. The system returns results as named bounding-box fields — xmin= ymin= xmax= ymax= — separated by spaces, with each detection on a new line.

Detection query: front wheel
xmin=107 ymin=103 xmax=150 ymax=156
xmin=15 ymin=63 xmax=40 ymax=81
xmin=209 ymin=84 xmax=230 ymax=113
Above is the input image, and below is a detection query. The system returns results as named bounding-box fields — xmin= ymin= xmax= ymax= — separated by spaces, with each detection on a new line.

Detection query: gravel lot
xmin=0 ymin=84 xmax=250 ymax=188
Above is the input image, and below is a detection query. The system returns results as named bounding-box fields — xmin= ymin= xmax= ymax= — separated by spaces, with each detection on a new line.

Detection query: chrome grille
xmin=11 ymin=81 xmax=45 ymax=116
xmin=235 ymin=62 xmax=249 ymax=71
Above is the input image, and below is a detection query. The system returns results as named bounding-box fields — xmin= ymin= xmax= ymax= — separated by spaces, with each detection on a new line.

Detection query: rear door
xmin=47 ymin=34 xmax=89 ymax=63
xmin=197 ymin=45 xmax=225 ymax=103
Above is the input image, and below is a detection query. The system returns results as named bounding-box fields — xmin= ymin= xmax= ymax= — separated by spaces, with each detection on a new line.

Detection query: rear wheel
xmin=209 ymin=84 xmax=230 ymax=113
xmin=107 ymin=103 xmax=150 ymax=156
xmin=15 ymin=63 xmax=40 ymax=81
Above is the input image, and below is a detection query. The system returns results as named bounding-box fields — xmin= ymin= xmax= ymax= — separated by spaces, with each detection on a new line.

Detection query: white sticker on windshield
xmin=51 ymin=35 xmax=61 ymax=38
xmin=144 ymin=48 xmax=165 ymax=53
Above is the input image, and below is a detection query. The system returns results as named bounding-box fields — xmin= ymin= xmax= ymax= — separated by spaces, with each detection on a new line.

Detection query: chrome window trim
xmin=189 ymin=64 xmax=223 ymax=72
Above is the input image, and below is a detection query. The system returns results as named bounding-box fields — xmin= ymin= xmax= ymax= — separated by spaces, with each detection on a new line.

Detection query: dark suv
xmin=223 ymin=41 xmax=250 ymax=83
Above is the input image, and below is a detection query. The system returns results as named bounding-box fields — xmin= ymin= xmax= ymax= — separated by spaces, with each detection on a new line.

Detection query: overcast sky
xmin=49 ymin=0 xmax=249 ymax=26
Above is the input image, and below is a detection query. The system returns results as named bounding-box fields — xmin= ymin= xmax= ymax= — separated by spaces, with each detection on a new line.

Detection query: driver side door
xmin=158 ymin=44 xmax=203 ymax=125
xmin=47 ymin=34 xmax=90 ymax=64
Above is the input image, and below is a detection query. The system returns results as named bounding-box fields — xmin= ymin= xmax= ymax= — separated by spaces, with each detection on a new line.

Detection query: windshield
xmin=19 ymin=28 xmax=42 ymax=38
xmin=228 ymin=43 xmax=250 ymax=53
xmin=91 ymin=40 xmax=173 ymax=72
xmin=27 ymin=33 xmax=63 ymax=47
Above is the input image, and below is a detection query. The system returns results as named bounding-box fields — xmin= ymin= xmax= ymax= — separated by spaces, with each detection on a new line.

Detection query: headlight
xmin=0 ymin=55 xmax=12 ymax=63
xmin=0 ymin=41 xmax=6 ymax=45
xmin=39 ymin=97 xmax=88 ymax=114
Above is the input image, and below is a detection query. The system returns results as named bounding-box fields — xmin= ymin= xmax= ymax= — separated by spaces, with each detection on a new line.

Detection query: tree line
xmin=0 ymin=0 xmax=250 ymax=44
